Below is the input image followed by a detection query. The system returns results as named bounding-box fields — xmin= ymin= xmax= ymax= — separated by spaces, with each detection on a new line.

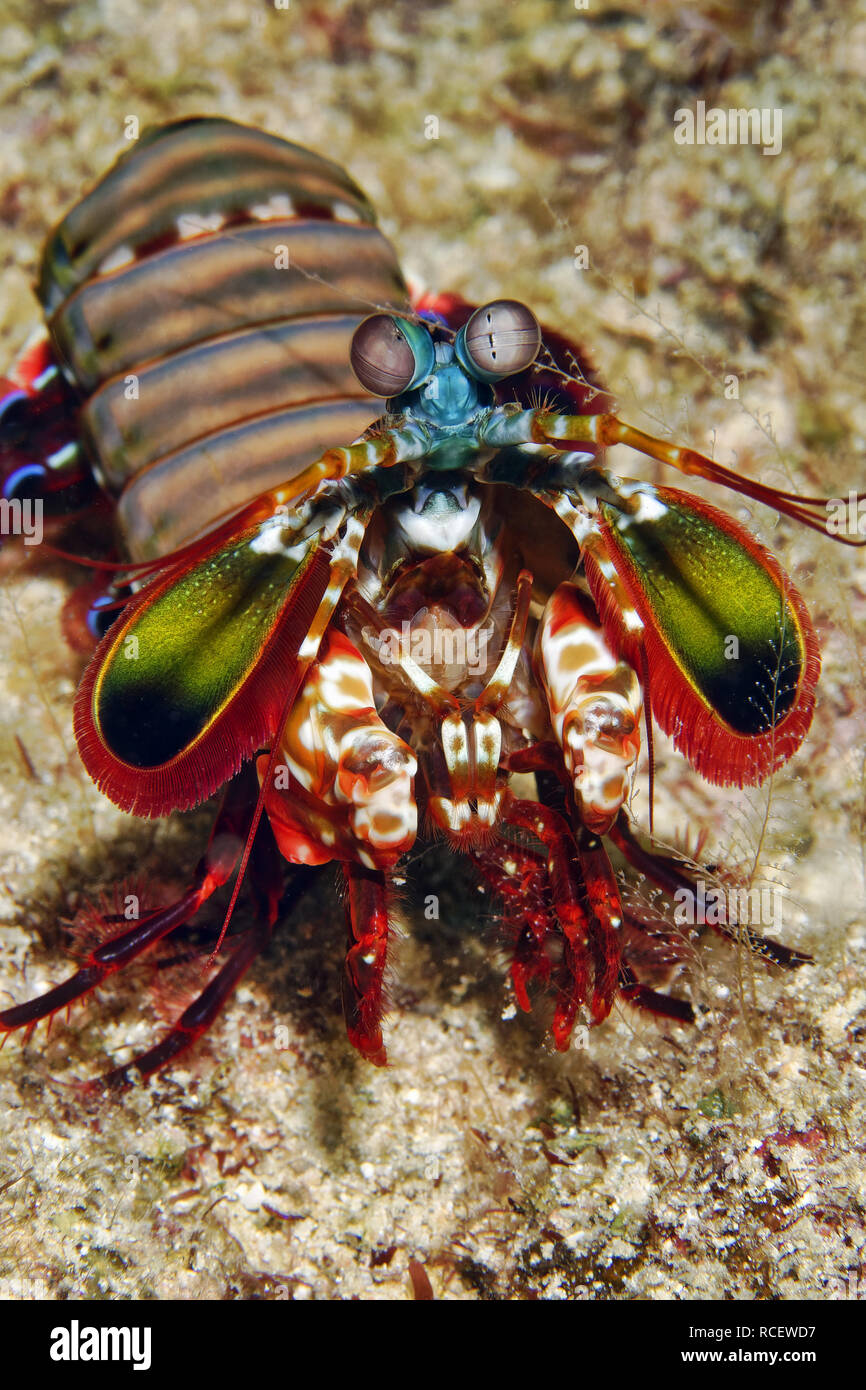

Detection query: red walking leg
xmin=0 ymin=769 xmax=300 ymax=1080
xmin=609 ymin=812 xmax=811 ymax=970
xmin=501 ymin=797 xmax=598 ymax=1050
xmin=94 ymin=859 xmax=317 ymax=1093
xmin=473 ymin=826 xmax=695 ymax=1043
xmin=342 ymin=863 xmax=393 ymax=1066
xmin=470 ymin=837 xmax=562 ymax=1012
xmin=94 ymin=919 xmax=272 ymax=1093
xmin=0 ymin=839 xmax=241 ymax=1042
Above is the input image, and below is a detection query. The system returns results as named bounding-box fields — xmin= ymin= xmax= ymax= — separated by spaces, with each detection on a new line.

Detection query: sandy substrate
xmin=0 ymin=0 xmax=864 ymax=1299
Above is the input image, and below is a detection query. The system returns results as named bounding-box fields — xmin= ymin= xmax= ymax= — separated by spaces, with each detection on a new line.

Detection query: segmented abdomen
xmin=40 ymin=117 xmax=409 ymax=559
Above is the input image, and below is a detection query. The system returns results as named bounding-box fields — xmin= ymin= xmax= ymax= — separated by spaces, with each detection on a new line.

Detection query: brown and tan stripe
xmin=83 ymin=313 xmax=385 ymax=487
xmin=39 ymin=117 xmax=377 ymax=312
xmin=37 ymin=117 xmax=412 ymax=560
xmin=49 ymin=220 xmax=407 ymax=391
xmin=116 ymin=398 xmax=386 ymax=560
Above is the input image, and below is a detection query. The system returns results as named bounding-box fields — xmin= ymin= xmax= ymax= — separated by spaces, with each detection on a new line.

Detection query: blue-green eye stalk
xmin=454 ymin=300 xmax=541 ymax=382
xmin=350 ymin=313 xmax=435 ymax=396
xmin=350 ymin=300 xmax=542 ymax=410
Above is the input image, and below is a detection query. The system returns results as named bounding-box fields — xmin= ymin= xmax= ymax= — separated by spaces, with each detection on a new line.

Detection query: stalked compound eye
xmin=455 ymin=299 xmax=541 ymax=382
xmin=350 ymin=314 xmax=435 ymax=397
